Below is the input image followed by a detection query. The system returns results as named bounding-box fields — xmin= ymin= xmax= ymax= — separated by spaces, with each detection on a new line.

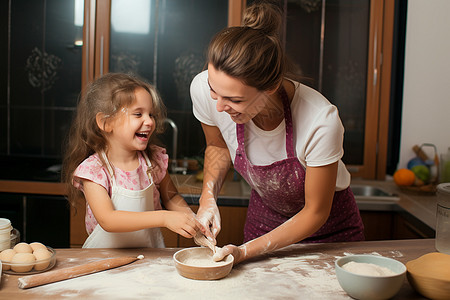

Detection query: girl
xmin=63 ymin=73 xmax=203 ymax=248
xmin=190 ymin=2 xmax=364 ymax=263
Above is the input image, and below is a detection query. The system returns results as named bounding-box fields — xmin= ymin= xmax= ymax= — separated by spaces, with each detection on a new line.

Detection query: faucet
xmin=163 ymin=118 xmax=187 ymax=174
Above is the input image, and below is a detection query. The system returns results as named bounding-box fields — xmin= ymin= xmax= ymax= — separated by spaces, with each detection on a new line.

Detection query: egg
xmin=33 ymin=248 xmax=52 ymax=270
xmin=0 ymin=248 xmax=16 ymax=271
xmin=11 ymin=252 xmax=36 ymax=272
xmin=13 ymin=242 xmax=33 ymax=253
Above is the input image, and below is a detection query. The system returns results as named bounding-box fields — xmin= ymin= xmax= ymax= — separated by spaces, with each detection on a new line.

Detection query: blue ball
xmin=407 ymin=157 xmax=426 ymax=169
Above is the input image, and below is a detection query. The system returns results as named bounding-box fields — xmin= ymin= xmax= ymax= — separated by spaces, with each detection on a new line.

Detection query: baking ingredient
xmin=411 ymin=165 xmax=430 ymax=183
xmin=406 ymin=252 xmax=450 ymax=278
xmin=33 ymin=248 xmax=52 ymax=270
xmin=342 ymin=261 xmax=397 ymax=276
xmin=393 ymin=169 xmax=415 ymax=186
xmin=13 ymin=242 xmax=33 ymax=253
xmin=11 ymin=252 xmax=36 ymax=272
xmin=183 ymin=255 xmax=228 ymax=267
xmin=406 ymin=252 xmax=450 ymax=300
xmin=0 ymin=248 xmax=16 ymax=270
xmin=30 ymin=242 xmax=47 ymax=252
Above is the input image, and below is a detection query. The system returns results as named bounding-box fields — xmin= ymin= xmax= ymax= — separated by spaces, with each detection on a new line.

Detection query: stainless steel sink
xmin=350 ymin=185 xmax=399 ymax=202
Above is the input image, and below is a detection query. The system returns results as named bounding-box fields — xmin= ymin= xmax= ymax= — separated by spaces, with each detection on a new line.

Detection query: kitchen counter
xmin=0 ymin=239 xmax=434 ymax=299
xmin=350 ymin=179 xmax=438 ymax=230
xmin=0 ymin=176 xmax=439 ymax=230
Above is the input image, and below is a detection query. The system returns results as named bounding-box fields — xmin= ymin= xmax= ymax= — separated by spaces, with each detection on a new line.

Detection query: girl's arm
xmin=82 ymin=180 xmax=201 ymax=238
xmin=196 ymin=123 xmax=232 ymax=239
xmin=214 ymin=162 xmax=338 ymax=264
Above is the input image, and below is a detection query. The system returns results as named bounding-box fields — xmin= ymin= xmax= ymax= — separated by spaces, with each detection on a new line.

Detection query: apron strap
xmin=141 ymin=152 xmax=154 ymax=185
xmin=278 ymin=87 xmax=296 ymax=158
xmin=100 ymin=151 xmax=154 ymax=186
xmin=100 ymin=151 xmax=116 ymax=186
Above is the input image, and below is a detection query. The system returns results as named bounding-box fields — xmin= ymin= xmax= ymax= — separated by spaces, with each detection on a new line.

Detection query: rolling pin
xmin=18 ymin=255 xmax=143 ymax=289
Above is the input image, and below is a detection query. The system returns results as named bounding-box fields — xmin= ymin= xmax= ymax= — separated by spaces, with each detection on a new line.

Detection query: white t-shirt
xmin=190 ymin=70 xmax=351 ymax=190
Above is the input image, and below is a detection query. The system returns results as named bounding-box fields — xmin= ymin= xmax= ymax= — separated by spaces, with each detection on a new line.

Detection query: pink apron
xmin=234 ymin=88 xmax=364 ymax=243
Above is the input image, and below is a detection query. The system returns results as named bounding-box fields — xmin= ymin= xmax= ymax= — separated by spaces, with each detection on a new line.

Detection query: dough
xmin=0 ymin=248 xmax=16 ymax=271
xmin=33 ymin=248 xmax=52 ymax=270
xmin=30 ymin=242 xmax=47 ymax=252
xmin=11 ymin=252 xmax=36 ymax=272
xmin=13 ymin=242 xmax=33 ymax=253
xmin=342 ymin=261 xmax=397 ymax=276
xmin=406 ymin=252 xmax=450 ymax=279
xmin=183 ymin=254 xmax=228 ymax=267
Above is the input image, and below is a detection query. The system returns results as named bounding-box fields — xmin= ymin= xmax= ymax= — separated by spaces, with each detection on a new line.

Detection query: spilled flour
xmin=30 ymin=247 xmax=402 ymax=299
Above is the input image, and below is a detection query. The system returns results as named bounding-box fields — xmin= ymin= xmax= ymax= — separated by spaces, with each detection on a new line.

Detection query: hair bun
xmin=242 ymin=2 xmax=283 ymax=36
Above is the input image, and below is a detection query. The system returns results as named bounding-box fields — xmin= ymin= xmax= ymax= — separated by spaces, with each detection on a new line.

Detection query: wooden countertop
xmin=0 ymin=239 xmax=435 ymax=299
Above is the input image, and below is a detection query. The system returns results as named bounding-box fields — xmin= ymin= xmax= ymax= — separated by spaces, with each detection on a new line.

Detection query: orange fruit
xmin=393 ymin=168 xmax=415 ymax=186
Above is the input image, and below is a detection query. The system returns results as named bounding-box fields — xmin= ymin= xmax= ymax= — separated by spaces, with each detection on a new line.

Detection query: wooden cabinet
xmin=0 ymin=192 xmax=70 ymax=248
xmin=360 ymin=210 xmax=434 ymax=241
xmin=162 ymin=205 xmax=248 ymax=248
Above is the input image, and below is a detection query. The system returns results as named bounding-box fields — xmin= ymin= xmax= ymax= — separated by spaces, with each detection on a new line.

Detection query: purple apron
xmin=234 ymin=88 xmax=364 ymax=243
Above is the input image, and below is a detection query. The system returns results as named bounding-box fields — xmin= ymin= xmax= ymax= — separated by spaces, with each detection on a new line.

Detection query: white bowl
xmin=173 ymin=247 xmax=233 ymax=280
xmin=335 ymin=255 xmax=406 ymax=300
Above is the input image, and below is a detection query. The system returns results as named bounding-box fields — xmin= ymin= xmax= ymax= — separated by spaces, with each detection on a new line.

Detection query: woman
xmin=190 ymin=2 xmax=364 ymax=264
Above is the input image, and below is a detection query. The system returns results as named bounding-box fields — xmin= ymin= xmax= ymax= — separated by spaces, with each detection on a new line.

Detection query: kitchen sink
xmin=350 ymin=185 xmax=399 ymax=202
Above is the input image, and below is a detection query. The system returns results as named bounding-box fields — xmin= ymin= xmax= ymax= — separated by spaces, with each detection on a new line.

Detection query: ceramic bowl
xmin=2 ymin=246 xmax=56 ymax=275
xmin=335 ymin=255 xmax=406 ymax=300
xmin=173 ymin=247 xmax=233 ymax=280
xmin=406 ymin=252 xmax=450 ymax=300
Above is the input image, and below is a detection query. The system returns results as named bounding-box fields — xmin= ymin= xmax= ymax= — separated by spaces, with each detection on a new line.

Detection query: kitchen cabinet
xmin=360 ymin=210 xmax=434 ymax=241
xmin=0 ymin=192 xmax=70 ymax=248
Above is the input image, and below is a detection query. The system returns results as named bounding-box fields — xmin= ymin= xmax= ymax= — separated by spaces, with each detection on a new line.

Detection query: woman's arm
xmin=196 ymin=123 xmax=232 ymax=239
xmin=214 ymin=162 xmax=338 ymax=264
xmin=83 ymin=179 xmax=201 ymax=238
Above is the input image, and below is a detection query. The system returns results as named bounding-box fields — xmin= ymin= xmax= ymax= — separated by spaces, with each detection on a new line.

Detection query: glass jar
xmin=436 ymin=183 xmax=450 ymax=254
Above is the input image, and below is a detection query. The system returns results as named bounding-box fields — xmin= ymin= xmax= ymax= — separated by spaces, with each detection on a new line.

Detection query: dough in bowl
xmin=406 ymin=252 xmax=450 ymax=300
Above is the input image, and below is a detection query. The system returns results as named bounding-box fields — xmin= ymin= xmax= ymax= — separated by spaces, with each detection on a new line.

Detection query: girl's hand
xmin=213 ymin=244 xmax=244 ymax=265
xmin=164 ymin=211 xmax=203 ymax=238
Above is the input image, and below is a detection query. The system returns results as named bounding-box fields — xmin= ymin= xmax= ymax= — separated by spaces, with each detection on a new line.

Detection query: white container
xmin=436 ymin=183 xmax=450 ymax=254
xmin=0 ymin=218 xmax=12 ymax=251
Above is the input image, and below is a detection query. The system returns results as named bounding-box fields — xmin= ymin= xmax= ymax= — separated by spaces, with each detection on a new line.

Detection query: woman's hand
xmin=196 ymin=197 xmax=221 ymax=240
xmin=213 ymin=244 xmax=245 ymax=265
xmin=164 ymin=211 xmax=203 ymax=238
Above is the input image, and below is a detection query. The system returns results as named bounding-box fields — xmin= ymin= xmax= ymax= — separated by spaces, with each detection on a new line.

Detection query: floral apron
xmin=83 ymin=152 xmax=165 ymax=248
xmin=233 ymin=88 xmax=364 ymax=243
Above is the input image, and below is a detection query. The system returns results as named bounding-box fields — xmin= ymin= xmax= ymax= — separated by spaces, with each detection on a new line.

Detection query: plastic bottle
xmin=436 ymin=183 xmax=450 ymax=254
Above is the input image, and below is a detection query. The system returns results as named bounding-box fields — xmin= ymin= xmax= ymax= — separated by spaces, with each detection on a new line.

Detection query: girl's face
xmin=107 ymin=87 xmax=155 ymax=153
xmin=207 ymin=64 xmax=273 ymax=124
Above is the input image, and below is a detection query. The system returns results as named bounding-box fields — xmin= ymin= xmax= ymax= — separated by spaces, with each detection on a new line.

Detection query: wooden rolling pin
xmin=18 ymin=255 xmax=143 ymax=289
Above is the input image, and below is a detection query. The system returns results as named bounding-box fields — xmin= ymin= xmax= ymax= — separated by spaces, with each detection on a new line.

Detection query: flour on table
xmin=342 ymin=261 xmax=397 ymax=276
xmin=31 ymin=247 xmax=404 ymax=300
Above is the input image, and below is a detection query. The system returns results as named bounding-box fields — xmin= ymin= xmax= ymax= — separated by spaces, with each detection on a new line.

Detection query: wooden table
xmin=0 ymin=239 xmax=435 ymax=299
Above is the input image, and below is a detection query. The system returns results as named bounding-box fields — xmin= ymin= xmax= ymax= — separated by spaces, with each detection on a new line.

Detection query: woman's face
xmin=207 ymin=64 xmax=272 ymax=124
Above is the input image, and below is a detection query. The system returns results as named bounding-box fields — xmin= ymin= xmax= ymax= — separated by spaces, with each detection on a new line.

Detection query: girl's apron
xmin=234 ymin=88 xmax=364 ymax=243
xmin=83 ymin=152 xmax=165 ymax=248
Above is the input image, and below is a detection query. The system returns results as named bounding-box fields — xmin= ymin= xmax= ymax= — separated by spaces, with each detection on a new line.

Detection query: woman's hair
xmin=207 ymin=2 xmax=285 ymax=91
xmin=62 ymin=73 xmax=166 ymax=207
